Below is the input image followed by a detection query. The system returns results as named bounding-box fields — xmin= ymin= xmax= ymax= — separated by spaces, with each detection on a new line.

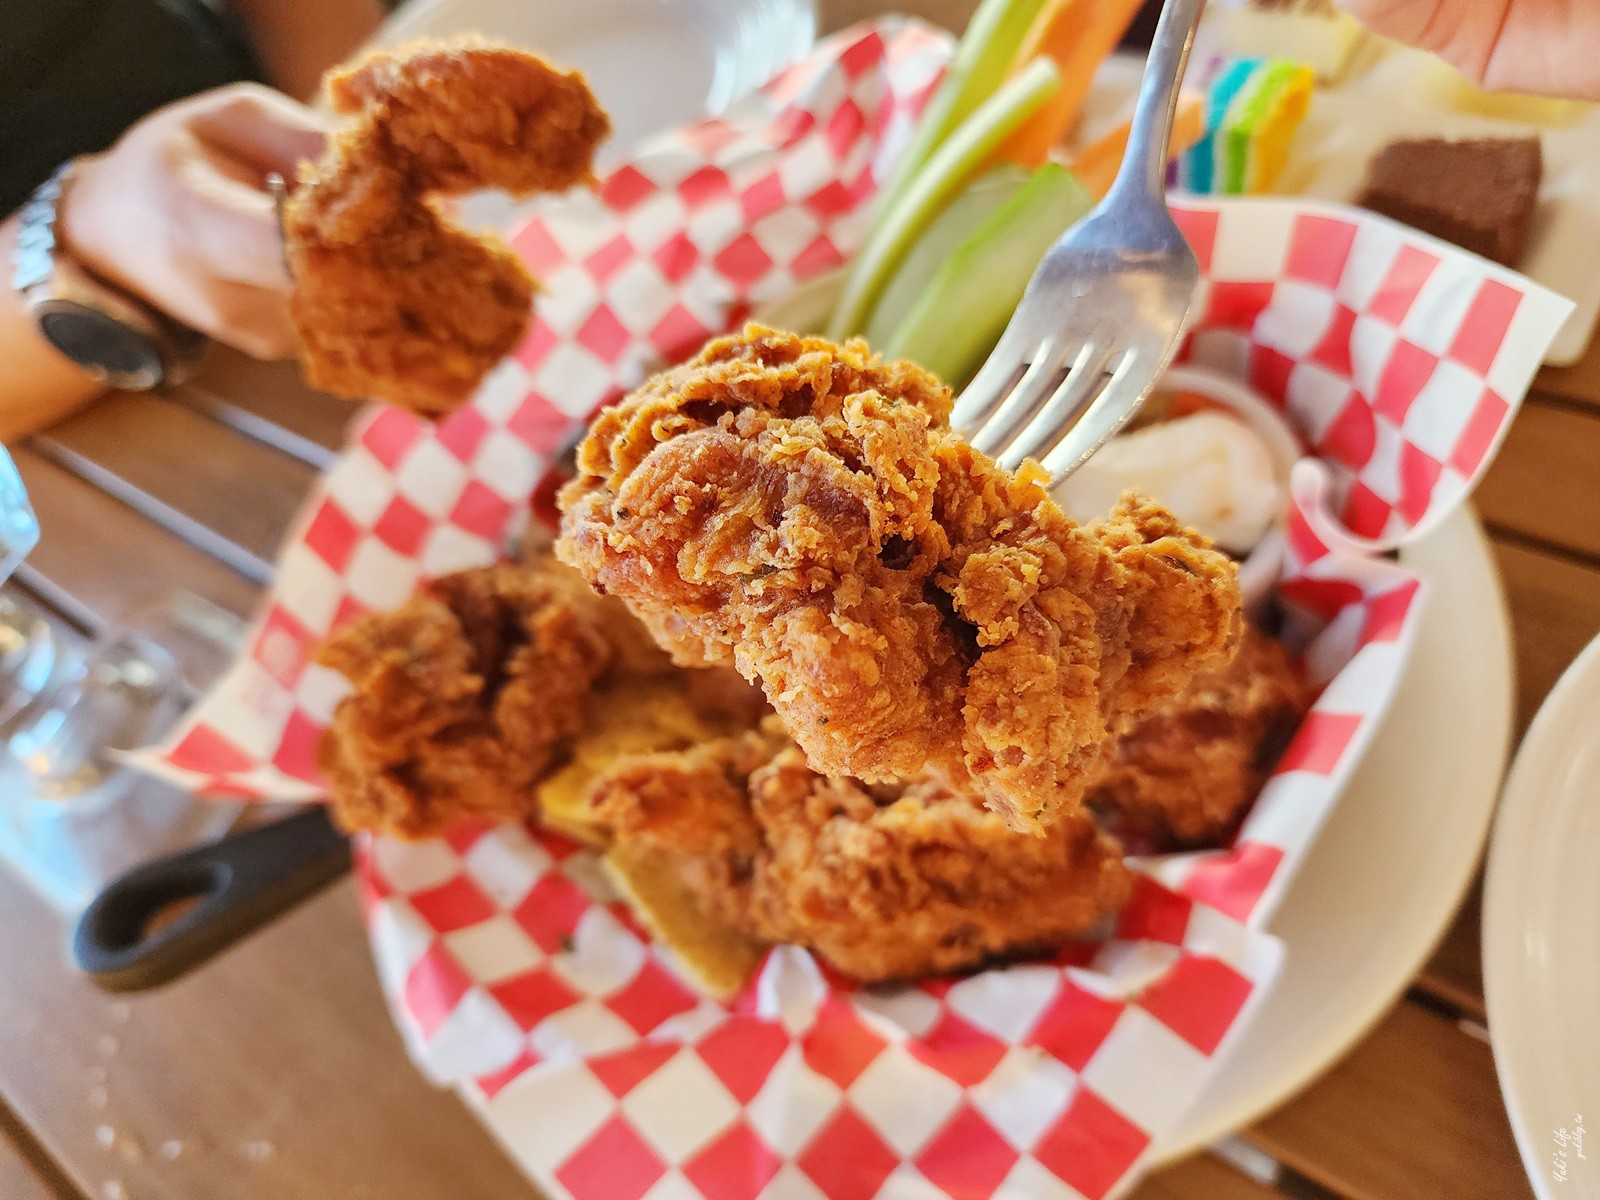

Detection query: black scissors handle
xmin=73 ymin=807 xmax=350 ymax=992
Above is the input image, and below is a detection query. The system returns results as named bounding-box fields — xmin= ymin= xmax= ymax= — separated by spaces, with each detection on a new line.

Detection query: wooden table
xmin=5 ymin=10 xmax=1600 ymax=1198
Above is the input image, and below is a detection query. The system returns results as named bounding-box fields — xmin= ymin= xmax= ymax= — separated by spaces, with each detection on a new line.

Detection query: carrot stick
xmin=871 ymin=0 xmax=1050 ymax=223
xmin=991 ymin=0 xmax=1147 ymax=169
xmin=1068 ymin=90 xmax=1205 ymax=198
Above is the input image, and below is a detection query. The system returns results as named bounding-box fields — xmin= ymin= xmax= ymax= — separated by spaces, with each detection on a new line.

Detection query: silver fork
xmin=952 ymin=0 xmax=1206 ymax=480
xmin=267 ymin=172 xmax=294 ymax=281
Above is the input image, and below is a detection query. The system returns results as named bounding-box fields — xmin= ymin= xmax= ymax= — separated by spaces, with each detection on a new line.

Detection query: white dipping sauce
xmin=1053 ymin=411 xmax=1282 ymax=556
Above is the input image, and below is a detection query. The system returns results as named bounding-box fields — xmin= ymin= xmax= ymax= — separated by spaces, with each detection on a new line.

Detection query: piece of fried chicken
xmin=316 ymin=561 xmax=616 ymax=837
xmin=559 ymin=326 xmax=1243 ymax=831
xmin=588 ymin=718 xmax=1131 ymax=983
xmin=1088 ymin=625 xmax=1309 ymax=846
xmin=316 ymin=551 xmax=764 ymax=839
xmin=285 ymin=39 xmax=610 ymax=417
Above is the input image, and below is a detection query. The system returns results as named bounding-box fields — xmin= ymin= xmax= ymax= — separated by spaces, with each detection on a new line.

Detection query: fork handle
xmin=1109 ymin=0 xmax=1207 ymax=205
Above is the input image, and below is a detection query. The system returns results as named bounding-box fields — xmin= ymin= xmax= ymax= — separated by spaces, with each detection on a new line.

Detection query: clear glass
xmin=0 ymin=591 xmax=57 ymax=728
xmin=0 ymin=445 xmax=39 ymax=579
xmin=0 ymin=591 xmax=246 ymax=913
xmin=7 ymin=631 xmax=182 ymax=799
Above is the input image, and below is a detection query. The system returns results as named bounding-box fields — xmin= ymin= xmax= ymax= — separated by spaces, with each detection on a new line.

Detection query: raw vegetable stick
xmin=862 ymin=165 xmax=1029 ymax=347
xmin=825 ymin=57 xmax=1059 ymax=340
xmin=871 ymin=0 xmax=1050 ymax=225
xmin=991 ymin=0 xmax=1147 ymax=169
xmin=1069 ymin=90 xmax=1204 ymax=199
xmin=882 ymin=162 xmax=1094 ymax=386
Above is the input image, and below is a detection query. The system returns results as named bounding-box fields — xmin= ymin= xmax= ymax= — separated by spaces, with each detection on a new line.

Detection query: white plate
xmin=1482 ymin=632 xmax=1600 ymax=1198
xmin=1086 ymin=50 xmax=1600 ymax=364
xmin=1156 ymin=503 xmax=1513 ymax=1157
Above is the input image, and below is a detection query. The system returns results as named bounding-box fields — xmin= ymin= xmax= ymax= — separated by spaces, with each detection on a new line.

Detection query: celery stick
xmin=826 ymin=57 xmax=1059 ymax=341
xmin=862 ymin=164 xmax=1029 ymax=348
xmin=883 ymin=161 xmax=1093 ymax=386
xmin=871 ymin=0 xmax=1050 ymax=223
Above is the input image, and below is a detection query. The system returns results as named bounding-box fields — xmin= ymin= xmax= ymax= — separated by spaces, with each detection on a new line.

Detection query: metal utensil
xmin=73 ymin=807 xmax=350 ymax=991
xmin=952 ymin=0 xmax=1205 ymax=480
xmin=69 ymin=432 xmax=590 ymax=990
xmin=268 ymin=172 xmax=293 ymax=281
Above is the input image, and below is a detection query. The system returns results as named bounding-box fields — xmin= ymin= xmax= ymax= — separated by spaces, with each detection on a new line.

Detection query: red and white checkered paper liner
xmin=128 ymin=20 xmax=1572 ymax=1200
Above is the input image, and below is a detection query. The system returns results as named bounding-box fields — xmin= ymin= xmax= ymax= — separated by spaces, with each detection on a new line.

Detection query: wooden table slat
xmin=1492 ymin=537 xmax=1600 ymax=732
xmin=1478 ymin=400 xmax=1600 ymax=565
xmin=1416 ymin=881 xmax=1486 ymax=1021
xmin=12 ymin=449 xmax=262 ymax=634
xmin=1534 ymin=335 xmax=1600 ymax=411
xmin=1404 ymin=535 xmax=1600 ymax=1021
xmin=0 ymin=869 xmax=531 ymax=1200
xmin=0 ymin=1122 xmax=67 ymax=1200
xmin=1131 ymin=1151 xmax=1285 ymax=1200
xmin=30 ymin=392 xmax=319 ymax=584
xmin=170 ymin=348 xmax=355 ymax=468
xmin=1247 ymin=1000 xmax=1533 ymax=1200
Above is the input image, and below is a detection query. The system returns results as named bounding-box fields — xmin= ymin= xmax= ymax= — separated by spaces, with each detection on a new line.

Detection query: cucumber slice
xmin=826 ymin=57 xmax=1059 ymax=341
xmin=882 ymin=161 xmax=1094 ymax=387
xmin=870 ymin=0 xmax=1051 ymax=223
xmin=861 ymin=164 xmax=1030 ymax=348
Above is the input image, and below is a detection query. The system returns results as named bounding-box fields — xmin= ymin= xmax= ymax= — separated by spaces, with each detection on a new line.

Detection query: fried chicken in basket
xmin=315 ymin=549 xmax=765 ymax=839
xmin=1088 ymin=624 xmax=1310 ymax=846
xmin=558 ymin=326 xmax=1243 ymax=832
xmin=587 ymin=718 xmax=1132 ymax=984
xmin=316 ymin=561 xmax=617 ymax=837
xmin=285 ymin=39 xmax=610 ymax=417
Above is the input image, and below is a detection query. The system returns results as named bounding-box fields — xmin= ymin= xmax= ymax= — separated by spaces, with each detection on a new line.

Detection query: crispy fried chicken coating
xmin=285 ymin=39 xmax=609 ymax=417
xmin=1088 ymin=625 xmax=1310 ymax=845
xmin=315 ymin=546 xmax=763 ymax=839
xmin=316 ymin=562 xmax=616 ymax=837
xmin=588 ymin=718 xmax=1132 ymax=983
xmin=558 ymin=326 xmax=1243 ymax=831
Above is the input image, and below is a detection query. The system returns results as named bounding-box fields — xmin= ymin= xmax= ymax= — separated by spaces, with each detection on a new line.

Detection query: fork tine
xmin=951 ymin=327 xmax=1046 ymax=432
xmin=996 ymin=346 xmax=1116 ymax=470
xmin=1039 ymin=352 xmax=1150 ymax=481
xmin=969 ymin=340 xmax=1099 ymax=458
xmin=943 ymin=0 xmax=1202 ymax=491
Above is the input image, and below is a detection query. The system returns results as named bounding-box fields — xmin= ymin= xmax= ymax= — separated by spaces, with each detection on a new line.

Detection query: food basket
xmin=134 ymin=20 xmax=1571 ymax=1199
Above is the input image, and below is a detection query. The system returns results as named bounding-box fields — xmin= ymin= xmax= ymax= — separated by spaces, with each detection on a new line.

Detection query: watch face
xmin=37 ymin=301 xmax=164 ymax=390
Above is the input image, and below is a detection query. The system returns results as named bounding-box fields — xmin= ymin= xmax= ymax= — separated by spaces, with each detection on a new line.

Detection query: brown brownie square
xmin=1359 ymin=136 xmax=1543 ymax=266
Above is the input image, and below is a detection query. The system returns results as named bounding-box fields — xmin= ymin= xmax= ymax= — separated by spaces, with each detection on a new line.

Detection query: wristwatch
xmin=11 ymin=161 xmax=207 ymax=390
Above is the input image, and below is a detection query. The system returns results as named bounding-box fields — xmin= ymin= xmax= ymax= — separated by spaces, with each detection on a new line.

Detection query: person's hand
xmin=58 ymin=84 xmax=325 ymax=360
xmin=1335 ymin=1 xmax=1600 ymax=100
